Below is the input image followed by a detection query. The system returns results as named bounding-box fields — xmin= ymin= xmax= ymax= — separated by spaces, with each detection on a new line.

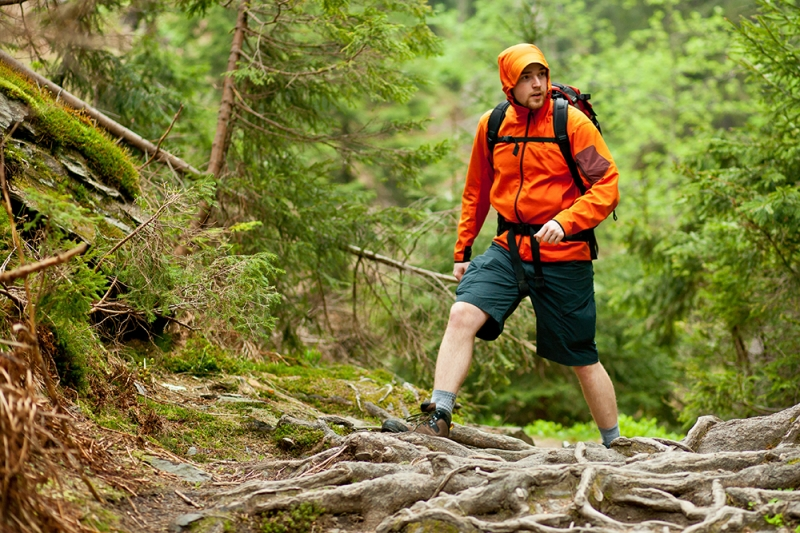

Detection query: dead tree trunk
xmin=0 ymin=50 xmax=203 ymax=177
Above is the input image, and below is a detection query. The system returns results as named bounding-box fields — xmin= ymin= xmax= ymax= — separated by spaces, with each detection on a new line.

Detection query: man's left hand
xmin=534 ymin=220 xmax=565 ymax=244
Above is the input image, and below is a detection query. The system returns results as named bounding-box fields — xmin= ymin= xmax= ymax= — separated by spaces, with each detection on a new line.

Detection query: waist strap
xmin=497 ymin=215 xmax=598 ymax=294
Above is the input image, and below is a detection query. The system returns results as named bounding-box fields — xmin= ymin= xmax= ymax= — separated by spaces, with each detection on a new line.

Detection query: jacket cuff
xmin=455 ymin=246 xmax=472 ymax=262
xmin=553 ymin=215 xmax=572 ymax=236
xmin=552 ymin=219 xmax=566 ymax=237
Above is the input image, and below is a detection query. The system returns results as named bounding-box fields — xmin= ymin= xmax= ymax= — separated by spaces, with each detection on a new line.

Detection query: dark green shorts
xmin=455 ymin=243 xmax=598 ymax=366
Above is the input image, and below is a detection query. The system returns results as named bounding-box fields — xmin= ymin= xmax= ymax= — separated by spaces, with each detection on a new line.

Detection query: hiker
xmin=387 ymin=43 xmax=621 ymax=447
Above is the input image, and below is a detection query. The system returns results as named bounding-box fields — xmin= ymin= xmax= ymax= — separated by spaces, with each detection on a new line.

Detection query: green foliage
xmin=764 ymin=513 xmax=785 ymax=527
xmin=6 ymin=190 xmax=110 ymax=391
xmin=8 ymin=0 xmax=794 ymax=432
xmin=163 ymin=336 xmax=253 ymax=376
xmin=524 ymin=413 xmax=683 ymax=444
xmin=639 ymin=0 xmax=800 ymax=423
xmin=260 ymin=502 xmax=325 ymax=533
xmin=95 ymin=182 xmax=280 ymax=346
xmin=0 ymin=62 xmax=140 ymax=198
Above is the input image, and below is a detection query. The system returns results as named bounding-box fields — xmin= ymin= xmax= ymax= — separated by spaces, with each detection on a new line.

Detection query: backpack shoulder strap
xmin=487 ymin=101 xmax=510 ymax=153
xmin=553 ymin=98 xmax=598 ymax=259
xmin=553 ymin=98 xmax=586 ymax=195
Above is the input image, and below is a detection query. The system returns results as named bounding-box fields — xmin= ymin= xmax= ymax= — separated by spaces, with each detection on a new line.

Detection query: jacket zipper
xmin=513 ymin=111 xmax=532 ymax=223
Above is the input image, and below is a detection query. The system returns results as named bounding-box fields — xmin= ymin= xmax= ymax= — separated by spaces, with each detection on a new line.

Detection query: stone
xmin=144 ymin=456 xmax=211 ymax=483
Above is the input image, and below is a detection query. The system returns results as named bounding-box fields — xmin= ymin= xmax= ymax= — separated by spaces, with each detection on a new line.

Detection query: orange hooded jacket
xmin=454 ymin=44 xmax=619 ymax=263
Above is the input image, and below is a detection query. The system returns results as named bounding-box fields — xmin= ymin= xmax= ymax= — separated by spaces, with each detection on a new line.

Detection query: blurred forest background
xmin=1 ymin=0 xmax=798 ymax=432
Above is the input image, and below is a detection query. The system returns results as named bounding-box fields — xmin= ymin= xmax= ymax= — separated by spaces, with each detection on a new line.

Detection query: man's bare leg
xmin=573 ymin=362 xmax=619 ymax=445
xmin=383 ymin=302 xmax=488 ymax=437
xmin=432 ymin=301 xmax=489 ymax=394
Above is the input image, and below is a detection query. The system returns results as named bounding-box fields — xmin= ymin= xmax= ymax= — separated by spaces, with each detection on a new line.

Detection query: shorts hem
xmin=454 ymin=293 xmax=505 ymax=326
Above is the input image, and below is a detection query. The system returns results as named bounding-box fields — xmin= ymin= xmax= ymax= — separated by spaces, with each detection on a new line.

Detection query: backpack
xmin=485 ymin=82 xmax=606 ymax=292
xmin=486 ymin=82 xmax=601 ymax=196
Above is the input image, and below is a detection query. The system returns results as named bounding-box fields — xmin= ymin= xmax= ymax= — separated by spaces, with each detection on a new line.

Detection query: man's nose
xmin=531 ymin=76 xmax=542 ymax=88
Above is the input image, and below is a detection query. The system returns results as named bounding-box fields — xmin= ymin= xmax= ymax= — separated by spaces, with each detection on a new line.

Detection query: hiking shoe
xmin=380 ymin=402 xmax=452 ymax=438
xmin=411 ymin=407 xmax=451 ymax=438
xmin=380 ymin=418 xmax=409 ymax=433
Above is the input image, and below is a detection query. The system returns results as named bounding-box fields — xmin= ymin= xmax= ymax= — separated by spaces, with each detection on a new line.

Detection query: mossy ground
xmin=83 ymin=332 xmax=429 ymax=466
xmin=35 ymin=330 xmax=436 ymax=532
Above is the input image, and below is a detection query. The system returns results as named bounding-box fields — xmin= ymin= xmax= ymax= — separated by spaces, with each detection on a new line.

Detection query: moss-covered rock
xmin=0 ymin=85 xmax=145 ymax=241
xmin=0 ymin=60 xmax=140 ymax=199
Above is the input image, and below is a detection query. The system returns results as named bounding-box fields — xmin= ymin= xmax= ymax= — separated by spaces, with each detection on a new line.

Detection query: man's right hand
xmin=453 ymin=262 xmax=470 ymax=281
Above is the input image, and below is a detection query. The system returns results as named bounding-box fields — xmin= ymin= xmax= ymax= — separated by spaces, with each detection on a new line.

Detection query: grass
xmin=524 ymin=413 xmax=684 ymax=444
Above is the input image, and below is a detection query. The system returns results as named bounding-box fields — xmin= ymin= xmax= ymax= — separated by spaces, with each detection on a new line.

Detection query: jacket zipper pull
xmin=512 ymin=140 xmax=520 ymax=156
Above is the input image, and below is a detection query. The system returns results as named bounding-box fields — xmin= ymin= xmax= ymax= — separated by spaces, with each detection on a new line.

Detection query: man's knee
xmin=572 ymin=361 xmax=606 ymax=380
xmin=447 ymin=302 xmax=488 ymax=335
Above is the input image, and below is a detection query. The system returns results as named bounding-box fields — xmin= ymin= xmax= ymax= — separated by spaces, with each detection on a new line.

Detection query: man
xmin=386 ymin=43 xmax=621 ymax=448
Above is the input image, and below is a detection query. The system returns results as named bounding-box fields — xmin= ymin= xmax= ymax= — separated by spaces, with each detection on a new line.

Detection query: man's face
xmin=512 ymin=63 xmax=548 ymax=111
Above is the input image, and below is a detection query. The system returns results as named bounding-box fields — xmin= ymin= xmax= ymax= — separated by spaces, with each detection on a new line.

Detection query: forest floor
xmin=63 ymin=351 xmax=562 ymax=533
xmin=38 ymin=351 xmax=800 ymax=533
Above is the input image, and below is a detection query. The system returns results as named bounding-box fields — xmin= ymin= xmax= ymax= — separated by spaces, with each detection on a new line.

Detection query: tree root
xmin=193 ymin=403 xmax=800 ymax=532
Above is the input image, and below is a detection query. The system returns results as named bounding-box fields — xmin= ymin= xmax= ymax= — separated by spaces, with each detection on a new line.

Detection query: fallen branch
xmin=345 ymin=245 xmax=457 ymax=285
xmin=0 ymin=50 xmax=202 ymax=177
xmin=175 ymin=489 xmax=202 ymax=508
xmin=0 ymin=242 xmax=88 ymax=284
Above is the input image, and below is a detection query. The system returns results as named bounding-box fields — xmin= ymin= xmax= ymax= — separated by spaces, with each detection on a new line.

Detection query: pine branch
xmin=345 ymin=244 xmax=457 ymax=285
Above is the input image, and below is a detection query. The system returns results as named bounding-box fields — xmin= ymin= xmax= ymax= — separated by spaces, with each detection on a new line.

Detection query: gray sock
xmin=600 ymin=423 xmax=620 ymax=448
xmin=429 ymin=390 xmax=456 ymax=414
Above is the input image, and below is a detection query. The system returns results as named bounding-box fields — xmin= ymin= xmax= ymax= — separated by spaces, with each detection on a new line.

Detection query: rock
xmin=172 ymin=513 xmax=203 ymax=531
xmin=217 ymin=393 xmax=264 ymax=404
xmin=686 ymin=404 xmax=800 ymax=453
xmin=144 ymin=456 xmax=211 ymax=483
xmin=0 ymin=92 xmax=28 ymax=129
xmin=243 ymin=418 xmax=274 ymax=434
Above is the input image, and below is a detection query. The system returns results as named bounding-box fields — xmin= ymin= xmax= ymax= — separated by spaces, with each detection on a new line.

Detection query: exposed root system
xmin=190 ymin=403 xmax=800 ymax=532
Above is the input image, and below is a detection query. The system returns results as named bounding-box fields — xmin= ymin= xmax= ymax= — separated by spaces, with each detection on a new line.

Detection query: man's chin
xmin=527 ymin=98 xmax=545 ymax=110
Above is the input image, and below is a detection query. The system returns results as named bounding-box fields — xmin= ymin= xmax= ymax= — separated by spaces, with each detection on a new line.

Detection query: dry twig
xmin=0 ymin=242 xmax=88 ymax=284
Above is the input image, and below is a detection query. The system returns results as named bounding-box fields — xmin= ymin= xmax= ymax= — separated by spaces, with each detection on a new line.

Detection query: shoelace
xmin=403 ymin=409 xmax=437 ymax=429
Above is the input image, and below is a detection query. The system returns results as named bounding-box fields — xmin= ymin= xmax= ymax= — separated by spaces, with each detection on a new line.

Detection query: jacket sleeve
xmin=454 ymin=113 xmax=494 ymax=262
xmin=552 ymin=107 xmax=619 ymax=236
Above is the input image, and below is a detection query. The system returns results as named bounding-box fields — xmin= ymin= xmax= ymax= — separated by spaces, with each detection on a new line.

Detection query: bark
xmin=188 ymin=403 xmax=800 ymax=533
xmin=191 ymin=0 xmax=248 ymax=231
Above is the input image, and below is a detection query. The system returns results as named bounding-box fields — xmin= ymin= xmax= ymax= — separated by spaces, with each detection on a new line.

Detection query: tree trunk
xmin=192 ymin=0 xmax=248 ymax=230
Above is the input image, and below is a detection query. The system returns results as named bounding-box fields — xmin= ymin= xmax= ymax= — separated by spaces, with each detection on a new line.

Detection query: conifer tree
xmin=648 ymin=0 xmax=800 ymax=421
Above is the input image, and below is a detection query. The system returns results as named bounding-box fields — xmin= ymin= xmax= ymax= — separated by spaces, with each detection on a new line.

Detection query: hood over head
xmin=498 ymin=43 xmax=551 ymax=100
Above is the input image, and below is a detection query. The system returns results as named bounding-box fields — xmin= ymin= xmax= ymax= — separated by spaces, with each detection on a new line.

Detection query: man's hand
xmin=534 ymin=220 xmax=565 ymax=244
xmin=454 ymin=262 xmax=470 ymax=281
